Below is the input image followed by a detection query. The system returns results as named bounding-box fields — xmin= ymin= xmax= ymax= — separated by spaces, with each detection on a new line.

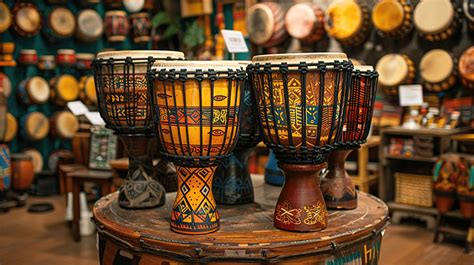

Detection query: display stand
xmin=93 ymin=176 xmax=389 ymax=264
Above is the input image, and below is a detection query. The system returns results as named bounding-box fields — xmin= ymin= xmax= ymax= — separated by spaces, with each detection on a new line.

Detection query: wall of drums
xmin=0 ymin=0 xmax=151 ymax=175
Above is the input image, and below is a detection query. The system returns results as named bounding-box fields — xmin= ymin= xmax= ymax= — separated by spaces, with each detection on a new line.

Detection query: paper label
xmin=399 ymin=85 xmax=423 ymax=106
xmin=85 ymin=112 xmax=105 ymax=126
xmin=67 ymin=101 xmax=89 ymax=116
xmin=221 ymin=30 xmax=249 ymax=53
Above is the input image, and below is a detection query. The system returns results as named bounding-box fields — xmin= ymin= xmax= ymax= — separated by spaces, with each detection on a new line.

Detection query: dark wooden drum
xmin=246 ymin=2 xmax=287 ymax=47
xmin=93 ymin=184 xmax=389 ymax=264
xmin=104 ymin=11 xmax=129 ymax=42
xmin=130 ymin=13 xmax=151 ymax=44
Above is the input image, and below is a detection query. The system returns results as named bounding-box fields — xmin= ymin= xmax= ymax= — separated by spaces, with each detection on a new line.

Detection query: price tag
xmin=399 ymin=85 xmax=423 ymax=106
xmin=67 ymin=101 xmax=89 ymax=116
xmin=221 ymin=30 xmax=249 ymax=53
xmin=85 ymin=112 xmax=106 ymax=126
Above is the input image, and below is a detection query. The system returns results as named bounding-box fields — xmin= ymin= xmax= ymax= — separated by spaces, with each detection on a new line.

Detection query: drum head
xmin=0 ymin=73 xmax=12 ymax=98
xmin=77 ymin=9 xmax=104 ymax=39
xmin=285 ymin=3 xmax=317 ymax=39
xmin=56 ymin=111 xmax=79 ymax=139
xmin=247 ymin=3 xmax=276 ymax=45
xmin=97 ymin=50 xmax=185 ymax=60
xmin=0 ymin=2 xmax=11 ymax=33
xmin=252 ymin=52 xmax=348 ymax=64
xmin=23 ymin=148 xmax=43 ymax=173
xmin=57 ymin=75 xmax=79 ymax=102
xmin=50 ymin=7 xmax=76 ymax=37
xmin=376 ymin=54 xmax=408 ymax=87
xmin=414 ymin=0 xmax=453 ymax=34
xmin=25 ymin=112 xmax=49 ymax=141
xmin=459 ymin=46 xmax=474 ymax=82
xmin=325 ymin=0 xmax=363 ymax=40
xmin=419 ymin=49 xmax=453 ymax=83
xmin=152 ymin=60 xmax=242 ymax=72
xmin=84 ymin=77 xmax=97 ymax=104
xmin=372 ymin=0 xmax=405 ymax=32
xmin=15 ymin=5 xmax=41 ymax=34
xmin=29 ymin=76 xmax=50 ymax=104
xmin=124 ymin=0 xmax=145 ymax=13
xmin=4 ymin=113 xmax=17 ymax=142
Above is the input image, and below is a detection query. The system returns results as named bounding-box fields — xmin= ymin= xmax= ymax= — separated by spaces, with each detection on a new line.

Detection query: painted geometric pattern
xmin=171 ymin=166 xmax=219 ymax=233
xmin=0 ymin=145 xmax=10 ymax=191
xmin=158 ymin=107 xmax=237 ymax=126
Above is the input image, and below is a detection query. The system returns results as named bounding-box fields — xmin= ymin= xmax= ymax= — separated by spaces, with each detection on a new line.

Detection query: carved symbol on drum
xmin=275 ymin=201 xmax=302 ymax=225
xmin=213 ymin=95 xmax=227 ymax=101
xmin=303 ymin=202 xmax=327 ymax=225
xmin=157 ymin=93 xmax=172 ymax=99
xmin=209 ymin=129 xmax=225 ymax=136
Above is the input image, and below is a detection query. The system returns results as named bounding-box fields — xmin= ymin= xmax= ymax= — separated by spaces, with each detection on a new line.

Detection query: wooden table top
xmin=93 ymin=175 xmax=388 ymax=261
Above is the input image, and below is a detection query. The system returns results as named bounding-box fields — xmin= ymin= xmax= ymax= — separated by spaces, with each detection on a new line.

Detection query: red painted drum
xmin=104 ymin=11 xmax=129 ymax=42
xmin=247 ymin=2 xmax=287 ymax=47
xmin=18 ymin=49 xmax=38 ymax=65
xmin=76 ymin=53 xmax=95 ymax=70
xmin=285 ymin=3 xmax=325 ymax=44
xmin=56 ymin=49 xmax=76 ymax=67
xmin=129 ymin=12 xmax=151 ymax=43
xmin=11 ymin=153 xmax=34 ymax=192
xmin=0 ymin=2 xmax=11 ymax=34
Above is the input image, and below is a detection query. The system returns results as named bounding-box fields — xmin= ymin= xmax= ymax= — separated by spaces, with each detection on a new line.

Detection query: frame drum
xmin=0 ymin=2 xmax=11 ymax=34
xmin=50 ymin=74 xmax=80 ymax=106
xmin=372 ymin=0 xmax=413 ymax=38
xmin=12 ymin=3 xmax=41 ymax=37
xmin=3 ymin=113 xmax=17 ymax=143
xmin=76 ymin=9 xmax=104 ymax=43
xmin=285 ymin=3 xmax=325 ymax=44
xmin=18 ymin=76 xmax=50 ymax=105
xmin=22 ymin=112 xmax=49 ymax=141
xmin=247 ymin=2 xmax=287 ymax=47
xmin=45 ymin=7 xmax=76 ymax=41
xmin=419 ymin=49 xmax=456 ymax=92
xmin=50 ymin=111 xmax=79 ymax=139
xmin=414 ymin=0 xmax=462 ymax=41
xmin=104 ymin=11 xmax=129 ymax=42
xmin=459 ymin=46 xmax=474 ymax=89
xmin=23 ymin=148 xmax=43 ymax=173
xmin=376 ymin=53 xmax=415 ymax=96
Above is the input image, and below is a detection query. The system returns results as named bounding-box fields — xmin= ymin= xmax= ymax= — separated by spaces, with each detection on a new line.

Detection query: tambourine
xmin=372 ymin=0 xmax=413 ymax=38
xmin=104 ymin=10 xmax=129 ymax=42
xmin=38 ymin=55 xmax=56 ymax=71
xmin=56 ymin=49 xmax=76 ymax=67
xmin=50 ymin=74 xmax=80 ymax=106
xmin=0 ymin=2 xmax=11 ymax=34
xmin=21 ymin=112 xmax=50 ymax=141
xmin=18 ymin=49 xmax=38 ymax=65
xmin=130 ymin=12 xmax=151 ymax=43
xmin=325 ymin=0 xmax=371 ymax=46
xmin=23 ymin=148 xmax=43 ymax=173
xmin=0 ymin=72 xmax=12 ymax=98
xmin=247 ymin=2 xmax=287 ymax=47
xmin=76 ymin=9 xmax=104 ymax=43
xmin=376 ymin=53 xmax=415 ymax=96
xmin=17 ymin=76 xmax=51 ymax=105
xmin=79 ymin=75 xmax=97 ymax=106
xmin=419 ymin=49 xmax=457 ymax=92
xmin=3 ymin=112 xmax=17 ymax=142
xmin=459 ymin=46 xmax=474 ymax=89
xmin=12 ymin=3 xmax=41 ymax=37
xmin=285 ymin=3 xmax=325 ymax=44
xmin=414 ymin=0 xmax=463 ymax=42
xmin=44 ymin=7 xmax=76 ymax=42
xmin=49 ymin=111 xmax=79 ymax=139
xmin=76 ymin=53 xmax=95 ymax=70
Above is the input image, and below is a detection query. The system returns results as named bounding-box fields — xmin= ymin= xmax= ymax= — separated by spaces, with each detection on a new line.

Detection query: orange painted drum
xmin=3 ymin=113 xmax=17 ymax=142
xmin=372 ymin=0 xmax=413 ymax=38
xmin=376 ymin=53 xmax=415 ymax=96
xmin=247 ymin=2 xmax=287 ymax=47
xmin=23 ymin=148 xmax=43 ymax=173
xmin=79 ymin=75 xmax=98 ymax=105
xmin=49 ymin=111 xmax=79 ymax=139
xmin=458 ymin=46 xmax=474 ymax=89
xmin=11 ymin=153 xmax=34 ymax=191
xmin=50 ymin=74 xmax=80 ymax=106
xmin=285 ymin=3 xmax=325 ymax=43
xmin=414 ymin=0 xmax=462 ymax=41
xmin=419 ymin=49 xmax=457 ymax=92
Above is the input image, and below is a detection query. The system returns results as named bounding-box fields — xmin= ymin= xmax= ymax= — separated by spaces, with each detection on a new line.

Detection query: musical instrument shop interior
xmin=0 ymin=0 xmax=473 ymax=264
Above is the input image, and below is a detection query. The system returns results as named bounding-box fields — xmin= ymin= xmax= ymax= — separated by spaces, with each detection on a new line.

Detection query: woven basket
xmin=395 ymin=173 xmax=433 ymax=207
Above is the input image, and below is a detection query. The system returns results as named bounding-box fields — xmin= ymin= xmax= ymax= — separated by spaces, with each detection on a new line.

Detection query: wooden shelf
xmin=387 ymin=201 xmax=437 ymax=215
xmin=385 ymin=154 xmax=438 ymax=163
xmin=381 ymin=127 xmax=471 ymax=137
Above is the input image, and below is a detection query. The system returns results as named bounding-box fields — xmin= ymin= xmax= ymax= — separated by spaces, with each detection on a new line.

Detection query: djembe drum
xmin=419 ymin=49 xmax=457 ymax=92
xmin=321 ymin=65 xmax=378 ymax=210
xmin=148 ymin=60 xmax=245 ymax=234
xmin=92 ymin=50 xmax=185 ymax=209
xmin=248 ymin=53 xmax=351 ymax=232
xmin=213 ymin=61 xmax=261 ymax=205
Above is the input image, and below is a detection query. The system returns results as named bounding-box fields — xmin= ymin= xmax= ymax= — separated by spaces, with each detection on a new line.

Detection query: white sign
xmin=399 ymin=85 xmax=423 ymax=106
xmin=221 ymin=30 xmax=249 ymax=53
xmin=85 ymin=112 xmax=106 ymax=126
xmin=67 ymin=101 xmax=89 ymax=116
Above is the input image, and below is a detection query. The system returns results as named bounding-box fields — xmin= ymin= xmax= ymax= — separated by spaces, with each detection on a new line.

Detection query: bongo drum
xmin=12 ymin=3 xmax=41 ymax=37
xmin=321 ymin=65 xmax=378 ymax=210
xmin=0 ymin=72 xmax=11 ymax=98
xmin=76 ymin=53 xmax=95 ymax=70
xmin=459 ymin=46 xmax=474 ymax=89
xmin=38 ymin=55 xmax=56 ymax=71
xmin=372 ymin=0 xmax=413 ymax=38
xmin=56 ymin=49 xmax=76 ymax=67
xmin=130 ymin=13 xmax=151 ymax=43
xmin=23 ymin=148 xmax=43 ymax=173
xmin=18 ymin=49 xmax=38 ymax=65
xmin=18 ymin=76 xmax=50 ymax=105
xmin=124 ymin=0 xmax=145 ymax=13
xmin=0 ymin=2 xmax=11 ymax=34
xmin=213 ymin=61 xmax=260 ymax=205
xmin=104 ymin=11 xmax=129 ymax=42
xmin=50 ymin=111 xmax=80 ymax=139
xmin=76 ymin=9 xmax=104 ymax=43
xmin=414 ymin=0 xmax=462 ymax=41
xmin=419 ymin=49 xmax=457 ymax=92
xmin=93 ymin=50 xmax=185 ymax=209
xmin=325 ymin=0 xmax=371 ymax=46
xmin=79 ymin=75 xmax=97 ymax=105
xmin=464 ymin=0 xmax=474 ymax=30
xmin=3 ymin=113 xmax=17 ymax=142
xmin=50 ymin=74 xmax=80 ymax=106
xmin=376 ymin=53 xmax=415 ymax=96
xmin=44 ymin=7 xmax=76 ymax=41
xmin=22 ymin=112 xmax=49 ymax=142
xmin=285 ymin=3 xmax=325 ymax=44
xmin=0 ymin=145 xmax=11 ymax=195
xmin=11 ymin=154 xmax=34 ymax=192
xmin=248 ymin=53 xmax=352 ymax=232
xmin=247 ymin=2 xmax=287 ymax=47
xmin=149 ymin=60 xmax=245 ymax=234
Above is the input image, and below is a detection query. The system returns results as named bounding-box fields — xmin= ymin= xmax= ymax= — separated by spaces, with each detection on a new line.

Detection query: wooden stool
xmin=353 ymin=135 xmax=381 ymax=193
xmin=69 ymin=169 xmax=114 ymax=242
xmin=58 ymin=164 xmax=86 ymax=198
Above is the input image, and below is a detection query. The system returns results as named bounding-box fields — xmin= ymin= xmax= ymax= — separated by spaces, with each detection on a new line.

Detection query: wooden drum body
xmin=3 ymin=112 xmax=17 ymax=143
xmin=21 ymin=112 xmax=49 ymax=142
xmin=130 ymin=13 xmax=151 ymax=44
xmin=12 ymin=3 xmax=41 ymax=37
xmin=247 ymin=2 xmax=287 ymax=48
xmin=149 ymin=61 xmax=245 ymax=235
xmin=285 ymin=3 xmax=325 ymax=44
xmin=248 ymin=53 xmax=352 ymax=232
xmin=104 ymin=11 xmax=129 ymax=42
xmin=17 ymin=76 xmax=50 ymax=105
xmin=23 ymin=148 xmax=43 ymax=174
xmin=50 ymin=74 xmax=79 ymax=106
xmin=49 ymin=111 xmax=80 ymax=139
xmin=11 ymin=153 xmax=34 ymax=192
xmin=76 ymin=9 xmax=104 ymax=43
xmin=372 ymin=0 xmax=413 ymax=38
xmin=419 ymin=49 xmax=457 ymax=92
xmin=414 ymin=0 xmax=462 ymax=42
xmin=376 ymin=53 xmax=415 ymax=97
xmin=459 ymin=46 xmax=474 ymax=89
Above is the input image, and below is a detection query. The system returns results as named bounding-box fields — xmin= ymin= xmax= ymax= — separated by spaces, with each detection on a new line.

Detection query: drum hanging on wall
xmin=129 ymin=12 xmax=151 ymax=44
xmin=414 ymin=0 xmax=462 ymax=42
xmin=76 ymin=9 xmax=104 ymax=43
xmin=246 ymin=2 xmax=287 ymax=47
xmin=376 ymin=53 xmax=415 ymax=97
xmin=50 ymin=74 xmax=80 ymax=106
xmin=459 ymin=46 xmax=474 ymax=90
xmin=104 ymin=11 xmax=129 ymax=42
xmin=56 ymin=49 xmax=76 ymax=67
xmin=38 ymin=55 xmax=56 ymax=71
xmin=49 ymin=111 xmax=80 ymax=140
xmin=22 ymin=112 xmax=50 ymax=142
xmin=0 ymin=2 xmax=11 ymax=34
xmin=419 ymin=49 xmax=457 ymax=92
xmin=44 ymin=7 xmax=76 ymax=42
xmin=0 ymin=73 xmax=11 ymax=98
xmin=79 ymin=75 xmax=97 ymax=106
xmin=3 ymin=113 xmax=17 ymax=143
xmin=371 ymin=0 xmax=413 ymax=38
xmin=18 ymin=49 xmax=38 ymax=66
xmin=76 ymin=53 xmax=95 ymax=71
xmin=17 ymin=76 xmax=51 ymax=105
xmin=12 ymin=3 xmax=41 ymax=37
xmin=285 ymin=3 xmax=325 ymax=44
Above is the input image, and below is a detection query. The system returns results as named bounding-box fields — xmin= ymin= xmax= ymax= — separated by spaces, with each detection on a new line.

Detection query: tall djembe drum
xmin=248 ymin=53 xmax=351 ymax=232
xmin=92 ymin=50 xmax=184 ymax=209
xmin=149 ymin=61 xmax=245 ymax=234
xmin=321 ymin=65 xmax=378 ymax=210
xmin=213 ymin=61 xmax=261 ymax=205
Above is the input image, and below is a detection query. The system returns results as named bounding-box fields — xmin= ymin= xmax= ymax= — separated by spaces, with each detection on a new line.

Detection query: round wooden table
xmin=93 ymin=176 xmax=389 ymax=264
